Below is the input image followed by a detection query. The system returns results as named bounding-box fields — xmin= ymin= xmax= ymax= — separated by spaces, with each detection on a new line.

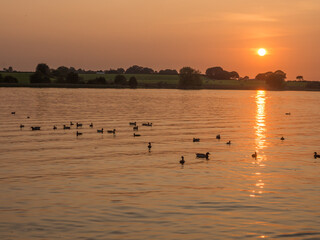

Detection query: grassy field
xmin=0 ymin=72 xmax=317 ymax=90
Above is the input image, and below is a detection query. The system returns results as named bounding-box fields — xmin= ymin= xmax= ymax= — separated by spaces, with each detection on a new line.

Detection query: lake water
xmin=0 ymin=88 xmax=320 ymax=239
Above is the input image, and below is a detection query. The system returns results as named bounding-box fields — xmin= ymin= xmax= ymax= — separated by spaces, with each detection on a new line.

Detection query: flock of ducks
xmin=12 ymin=111 xmax=319 ymax=165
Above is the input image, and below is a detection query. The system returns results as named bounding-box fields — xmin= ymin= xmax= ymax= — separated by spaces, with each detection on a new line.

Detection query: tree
xmin=296 ymin=75 xmax=304 ymax=81
xmin=128 ymin=76 xmax=138 ymax=88
xmin=87 ymin=77 xmax=107 ymax=85
xmin=114 ymin=75 xmax=127 ymax=85
xmin=229 ymin=71 xmax=239 ymax=80
xmin=66 ymin=72 xmax=80 ymax=84
xmin=0 ymin=75 xmax=18 ymax=83
xmin=256 ymin=70 xmax=286 ymax=89
xmin=179 ymin=67 xmax=202 ymax=88
xmin=36 ymin=63 xmax=50 ymax=76
xmin=125 ymin=65 xmax=154 ymax=74
xmin=206 ymin=67 xmax=232 ymax=80
xmin=30 ymin=72 xmax=51 ymax=83
xmin=159 ymin=69 xmax=178 ymax=75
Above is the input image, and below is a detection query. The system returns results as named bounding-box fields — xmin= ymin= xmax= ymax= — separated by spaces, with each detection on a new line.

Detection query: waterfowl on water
xmin=76 ymin=131 xmax=82 ymax=136
xmin=107 ymin=129 xmax=116 ymax=134
xmin=142 ymin=122 xmax=152 ymax=127
xmin=31 ymin=126 xmax=41 ymax=131
xmin=89 ymin=123 xmax=93 ymax=128
xmin=53 ymin=125 xmax=57 ymax=130
xmin=133 ymin=133 xmax=141 ymax=137
xmin=196 ymin=152 xmax=210 ymax=159
xmin=193 ymin=138 xmax=200 ymax=142
xmin=226 ymin=141 xmax=231 ymax=145
xmin=20 ymin=124 xmax=24 ymax=128
xmin=70 ymin=122 xmax=74 ymax=126
xmin=252 ymin=152 xmax=257 ymax=158
xmin=133 ymin=126 xmax=139 ymax=131
xmin=216 ymin=134 xmax=221 ymax=140
xmin=285 ymin=112 xmax=291 ymax=115
xmin=148 ymin=142 xmax=152 ymax=150
xmin=97 ymin=128 xmax=104 ymax=133
xmin=180 ymin=156 xmax=185 ymax=165
xmin=76 ymin=122 xmax=82 ymax=128
xmin=129 ymin=122 xmax=136 ymax=126
xmin=314 ymin=152 xmax=320 ymax=159
xmin=27 ymin=116 xmax=30 ymax=119
xmin=63 ymin=125 xmax=71 ymax=130
xmin=11 ymin=112 xmax=15 ymax=115
xmin=281 ymin=137 xmax=285 ymax=141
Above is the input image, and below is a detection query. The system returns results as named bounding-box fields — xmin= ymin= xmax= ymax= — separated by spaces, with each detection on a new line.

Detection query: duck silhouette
xmin=314 ymin=152 xmax=320 ymax=159
xmin=148 ymin=142 xmax=152 ymax=151
xmin=63 ymin=125 xmax=71 ymax=130
xmin=193 ymin=138 xmax=200 ymax=142
xmin=76 ymin=131 xmax=82 ymax=136
xmin=281 ymin=137 xmax=285 ymax=141
xmin=133 ymin=133 xmax=141 ymax=137
xmin=133 ymin=126 xmax=139 ymax=131
xmin=226 ymin=141 xmax=231 ymax=145
xmin=107 ymin=129 xmax=116 ymax=134
xmin=89 ymin=123 xmax=93 ymax=128
xmin=196 ymin=152 xmax=210 ymax=160
xmin=97 ymin=128 xmax=104 ymax=133
xmin=216 ymin=134 xmax=221 ymax=140
xmin=180 ymin=156 xmax=185 ymax=165
xmin=53 ymin=125 xmax=57 ymax=130
xmin=129 ymin=122 xmax=136 ymax=126
xmin=252 ymin=152 xmax=257 ymax=158
xmin=20 ymin=124 xmax=24 ymax=128
xmin=76 ymin=123 xmax=82 ymax=128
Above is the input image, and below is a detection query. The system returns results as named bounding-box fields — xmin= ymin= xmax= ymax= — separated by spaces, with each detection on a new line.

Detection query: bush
xmin=128 ymin=77 xmax=138 ymax=88
xmin=66 ymin=72 xmax=80 ymax=84
xmin=0 ymin=75 xmax=18 ymax=83
xmin=87 ymin=77 xmax=107 ymax=85
xmin=30 ymin=72 xmax=51 ymax=83
xmin=114 ymin=75 xmax=127 ymax=85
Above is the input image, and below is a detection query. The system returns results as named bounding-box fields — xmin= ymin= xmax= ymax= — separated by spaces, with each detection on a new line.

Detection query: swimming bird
xmin=133 ymin=126 xmax=139 ymax=131
xmin=142 ymin=122 xmax=152 ymax=127
xmin=216 ymin=134 xmax=221 ymax=140
xmin=20 ymin=124 xmax=24 ymax=128
xmin=180 ymin=156 xmax=185 ymax=165
xmin=314 ymin=152 xmax=320 ymax=159
xmin=285 ymin=112 xmax=291 ymax=115
xmin=129 ymin=122 xmax=136 ymax=126
xmin=280 ymin=137 xmax=285 ymax=141
xmin=53 ymin=125 xmax=57 ymax=130
xmin=27 ymin=116 xmax=30 ymax=119
xmin=89 ymin=123 xmax=93 ymax=128
xmin=226 ymin=140 xmax=231 ymax=145
xmin=196 ymin=152 xmax=210 ymax=160
xmin=76 ymin=122 xmax=82 ymax=128
xmin=31 ymin=126 xmax=40 ymax=131
xmin=252 ymin=152 xmax=257 ymax=158
xmin=148 ymin=142 xmax=152 ymax=151
xmin=11 ymin=112 xmax=15 ymax=115
xmin=97 ymin=128 xmax=104 ymax=133
xmin=70 ymin=122 xmax=74 ymax=126
xmin=133 ymin=133 xmax=141 ymax=137
xmin=193 ymin=138 xmax=200 ymax=142
xmin=107 ymin=129 xmax=116 ymax=134
xmin=63 ymin=125 xmax=71 ymax=130
xmin=76 ymin=131 xmax=82 ymax=136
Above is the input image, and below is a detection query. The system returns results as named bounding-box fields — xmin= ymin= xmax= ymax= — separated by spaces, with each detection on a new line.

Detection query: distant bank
xmin=0 ymin=72 xmax=319 ymax=91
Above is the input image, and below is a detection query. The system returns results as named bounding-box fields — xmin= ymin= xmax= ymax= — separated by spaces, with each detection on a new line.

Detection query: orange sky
xmin=1 ymin=0 xmax=319 ymax=80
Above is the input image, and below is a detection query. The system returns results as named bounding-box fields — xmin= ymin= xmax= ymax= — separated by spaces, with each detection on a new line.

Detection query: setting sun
xmin=258 ymin=48 xmax=267 ymax=56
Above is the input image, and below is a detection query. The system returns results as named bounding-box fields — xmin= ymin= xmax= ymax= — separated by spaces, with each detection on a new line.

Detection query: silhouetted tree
xmin=30 ymin=72 xmax=51 ymax=83
xmin=87 ymin=77 xmax=107 ymax=84
xmin=296 ymin=75 xmax=304 ymax=81
xmin=229 ymin=71 xmax=239 ymax=80
xmin=159 ymin=69 xmax=178 ymax=75
xmin=66 ymin=72 xmax=80 ymax=84
xmin=117 ymin=68 xmax=125 ymax=74
xmin=114 ymin=75 xmax=127 ymax=85
xmin=0 ymin=74 xmax=2 ymax=81
xmin=0 ymin=75 xmax=18 ymax=83
xmin=36 ymin=63 xmax=50 ymax=76
xmin=206 ymin=67 xmax=231 ymax=80
xmin=179 ymin=67 xmax=202 ymax=88
xmin=128 ymin=76 xmax=138 ymax=88
xmin=256 ymin=70 xmax=286 ymax=89
xmin=125 ymin=65 xmax=154 ymax=74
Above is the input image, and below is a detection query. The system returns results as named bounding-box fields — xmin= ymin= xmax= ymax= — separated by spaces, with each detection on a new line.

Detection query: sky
xmin=0 ymin=0 xmax=319 ymax=80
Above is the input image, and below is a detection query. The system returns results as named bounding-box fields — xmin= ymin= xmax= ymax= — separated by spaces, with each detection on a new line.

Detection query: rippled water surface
xmin=0 ymin=88 xmax=320 ymax=239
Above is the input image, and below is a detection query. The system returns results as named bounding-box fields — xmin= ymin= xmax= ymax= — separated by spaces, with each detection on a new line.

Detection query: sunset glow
xmin=258 ymin=48 xmax=267 ymax=57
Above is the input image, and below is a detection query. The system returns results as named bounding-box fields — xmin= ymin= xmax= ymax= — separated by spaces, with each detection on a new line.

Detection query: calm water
xmin=0 ymin=88 xmax=320 ymax=239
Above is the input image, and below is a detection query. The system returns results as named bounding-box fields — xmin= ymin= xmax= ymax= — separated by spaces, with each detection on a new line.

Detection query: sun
xmin=258 ymin=48 xmax=267 ymax=56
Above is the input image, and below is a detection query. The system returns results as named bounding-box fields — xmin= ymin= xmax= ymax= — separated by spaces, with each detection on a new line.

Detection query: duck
xmin=285 ymin=112 xmax=291 ymax=115
xmin=27 ymin=116 xmax=30 ymax=119
xmin=11 ymin=112 xmax=15 ymax=115
xmin=226 ymin=140 xmax=231 ymax=145
xmin=76 ymin=131 xmax=82 ymax=136
xmin=20 ymin=124 xmax=24 ymax=128
xmin=142 ymin=122 xmax=152 ymax=127
xmin=31 ymin=126 xmax=41 ymax=131
xmin=193 ymin=138 xmax=200 ymax=142
xmin=216 ymin=134 xmax=221 ymax=140
xmin=133 ymin=126 xmax=139 ymax=131
xmin=97 ymin=128 xmax=104 ymax=133
xmin=148 ymin=142 xmax=152 ymax=151
xmin=89 ymin=123 xmax=93 ymax=128
xmin=107 ymin=129 xmax=116 ymax=134
xmin=133 ymin=133 xmax=141 ymax=137
xmin=196 ymin=152 xmax=210 ymax=159
xmin=70 ymin=122 xmax=74 ymax=126
xmin=314 ymin=152 xmax=320 ymax=159
xmin=53 ymin=125 xmax=57 ymax=130
xmin=280 ymin=137 xmax=285 ymax=141
xmin=180 ymin=156 xmax=185 ymax=165
xmin=129 ymin=122 xmax=136 ymax=126
xmin=76 ymin=122 xmax=82 ymax=128
xmin=252 ymin=151 xmax=257 ymax=158
xmin=63 ymin=125 xmax=71 ymax=130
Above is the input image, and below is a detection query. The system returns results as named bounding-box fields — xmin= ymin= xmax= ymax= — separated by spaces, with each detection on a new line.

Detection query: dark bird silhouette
xmin=107 ymin=129 xmax=116 ymax=134
xmin=142 ymin=122 xmax=152 ymax=126
xmin=314 ymin=152 xmax=320 ymax=159
xmin=76 ymin=122 xmax=82 ymax=128
xmin=97 ymin=128 xmax=104 ymax=133
xmin=148 ymin=142 xmax=152 ymax=151
xmin=226 ymin=141 xmax=231 ymax=145
xmin=53 ymin=125 xmax=57 ymax=130
xmin=285 ymin=112 xmax=291 ymax=115
xmin=133 ymin=126 xmax=139 ymax=131
xmin=76 ymin=131 xmax=82 ymax=136
xmin=193 ymin=138 xmax=200 ymax=142
xmin=129 ymin=122 xmax=136 ymax=126
xmin=180 ymin=156 xmax=185 ymax=165
xmin=31 ymin=126 xmax=40 ymax=131
xmin=252 ymin=152 xmax=257 ymax=158
xmin=63 ymin=125 xmax=71 ymax=130
xmin=70 ymin=122 xmax=74 ymax=126
xmin=216 ymin=134 xmax=221 ymax=140
xmin=27 ymin=116 xmax=30 ymax=119
xmin=89 ymin=123 xmax=93 ymax=128
xmin=196 ymin=152 xmax=210 ymax=160
xmin=20 ymin=124 xmax=24 ymax=128
xmin=133 ymin=133 xmax=141 ymax=137
xmin=281 ymin=137 xmax=285 ymax=141
xmin=11 ymin=112 xmax=15 ymax=115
